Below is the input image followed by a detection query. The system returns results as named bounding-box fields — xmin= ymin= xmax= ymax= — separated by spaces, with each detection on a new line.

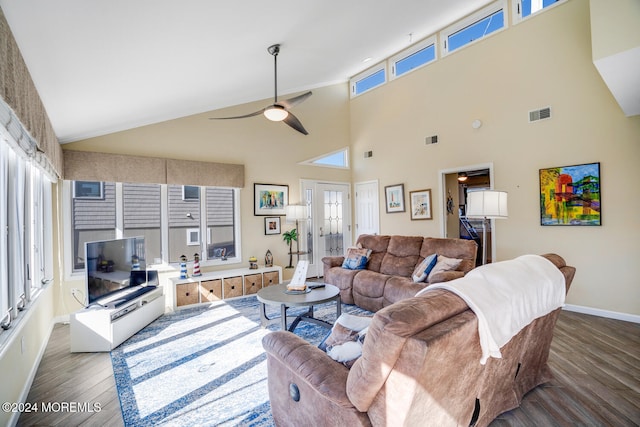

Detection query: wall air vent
xmin=425 ymin=135 xmax=438 ymax=145
xmin=529 ymin=106 xmax=551 ymax=122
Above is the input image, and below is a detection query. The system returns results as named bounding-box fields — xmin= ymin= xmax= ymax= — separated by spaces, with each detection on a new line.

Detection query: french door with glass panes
xmin=300 ymin=180 xmax=352 ymax=278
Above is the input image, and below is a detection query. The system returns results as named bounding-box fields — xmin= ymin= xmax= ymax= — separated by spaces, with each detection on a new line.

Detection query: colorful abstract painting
xmin=539 ymin=162 xmax=601 ymax=226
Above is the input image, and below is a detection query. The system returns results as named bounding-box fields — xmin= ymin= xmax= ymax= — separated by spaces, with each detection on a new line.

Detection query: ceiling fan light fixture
xmin=458 ymin=172 xmax=468 ymax=182
xmin=264 ymin=105 xmax=289 ymax=121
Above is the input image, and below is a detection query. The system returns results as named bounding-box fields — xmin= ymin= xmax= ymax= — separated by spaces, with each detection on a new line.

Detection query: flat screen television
xmin=85 ymin=236 xmax=156 ymax=306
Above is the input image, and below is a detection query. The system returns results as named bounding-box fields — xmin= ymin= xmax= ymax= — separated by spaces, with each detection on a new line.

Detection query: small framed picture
xmin=385 ymin=184 xmax=405 ymax=213
xmin=254 ymin=183 xmax=289 ymax=216
xmin=409 ymin=189 xmax=432 ymax=220
xmin=264 ymin=217 xmax=281 ymax=235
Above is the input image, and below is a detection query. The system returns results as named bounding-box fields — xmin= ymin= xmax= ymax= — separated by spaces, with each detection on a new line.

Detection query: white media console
xmin=70 ymin=286 xmax=165 ymax=352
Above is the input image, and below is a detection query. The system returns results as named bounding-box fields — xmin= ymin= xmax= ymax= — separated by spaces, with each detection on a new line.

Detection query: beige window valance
xmin=63 ymin=150 xmax=245 ymax=188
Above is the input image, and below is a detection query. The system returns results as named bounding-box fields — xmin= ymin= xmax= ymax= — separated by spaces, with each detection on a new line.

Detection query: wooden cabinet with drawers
xmin=176 ymin=282 xmax=199 ymax=307
xmin=224 ymin=276 xmax=244 ymax=299
xmin=244 ymin=273 xmax=263 ymax=295
xmin=263 ymin=271 xmax=279 ymax=287
xmin=200 ymin=279 xmax=222 ymax=303
xmin=169 ymin=265 xmax=281 ymax=309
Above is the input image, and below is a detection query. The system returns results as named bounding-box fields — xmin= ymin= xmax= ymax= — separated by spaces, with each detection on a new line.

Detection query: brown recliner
xmin=262 ymin=254 xmax=575 ymax=427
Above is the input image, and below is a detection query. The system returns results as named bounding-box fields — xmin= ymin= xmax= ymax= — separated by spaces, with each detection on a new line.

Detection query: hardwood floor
xmin=18 ymin=310 xmax=640 ymax=426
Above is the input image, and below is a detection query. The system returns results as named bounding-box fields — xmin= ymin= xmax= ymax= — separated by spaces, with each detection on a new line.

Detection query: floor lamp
xmin=466 ymin=190 xmax=508 ymax=265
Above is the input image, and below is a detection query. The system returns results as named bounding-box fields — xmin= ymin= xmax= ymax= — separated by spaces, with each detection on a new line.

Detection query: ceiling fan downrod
xmin=268 ymin=44 xmax=280 ymax=103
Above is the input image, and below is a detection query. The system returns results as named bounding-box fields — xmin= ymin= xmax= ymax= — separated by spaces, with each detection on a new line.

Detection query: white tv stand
xmin=70 ymin=287 xmax=165 ymax=352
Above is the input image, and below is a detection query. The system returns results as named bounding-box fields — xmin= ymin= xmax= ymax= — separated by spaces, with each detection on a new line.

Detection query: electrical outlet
xmin=71 ymin=288 xmax=79 ymax=296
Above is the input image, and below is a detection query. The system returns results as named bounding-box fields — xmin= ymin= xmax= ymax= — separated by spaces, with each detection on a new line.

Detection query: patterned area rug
xmin=111 ymin=295 xmax=370 ymax=426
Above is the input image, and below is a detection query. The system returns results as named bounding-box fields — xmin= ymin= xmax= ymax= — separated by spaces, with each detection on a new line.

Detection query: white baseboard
xmin=563 ymin=304 xmax=640 ymax=324
xmin=53 ymin=314 xmax=70 ymax=324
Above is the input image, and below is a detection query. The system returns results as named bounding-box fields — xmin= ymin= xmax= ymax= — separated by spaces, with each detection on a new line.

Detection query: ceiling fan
xmin=209 ymin=44 xmax=312 ymax=135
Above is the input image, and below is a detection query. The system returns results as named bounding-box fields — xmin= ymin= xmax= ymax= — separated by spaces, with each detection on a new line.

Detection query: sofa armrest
xmin=262 ymin=331 xmax=353 ymax=407
xmin=322 ymin=256 xmax=345 ymax=269
xmin=428 ymin=270 xmax=465 ymax=284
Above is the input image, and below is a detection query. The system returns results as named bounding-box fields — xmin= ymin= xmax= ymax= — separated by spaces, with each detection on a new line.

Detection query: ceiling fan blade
xmin=278 ymin=91 xmax=312 ymax=110
xmin=283 ymin=112 xmax=309 ymax=135
xmin=209 ymin=108 xmax=265 ymax=120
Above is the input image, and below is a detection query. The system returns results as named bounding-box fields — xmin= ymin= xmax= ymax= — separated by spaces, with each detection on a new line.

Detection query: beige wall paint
xmin=58 ymin=83 xmax=351 ymax=309
xmin=350 ymin=0 xmax=640 ymax=315
xmin=590 ymin=0 xmax=640 ymax=60
xmin=0 ymin=285 xmax=55 ymax=427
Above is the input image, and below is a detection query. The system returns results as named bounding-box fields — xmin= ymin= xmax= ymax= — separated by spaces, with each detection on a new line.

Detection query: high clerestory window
xmin=350 ymin=63 xmax=387 ymax=98
xmin=442 ymin=0 xmax=507 ymax=55
xmin=347 ymin=0 xmax=563 ymax=96
xmin=389 ymin=36 xmax=437 ymax=80
xmin=300 ymin=148 xmax=349 ymax=169
xmin=513 ymin=0 xmax=564 ymax=22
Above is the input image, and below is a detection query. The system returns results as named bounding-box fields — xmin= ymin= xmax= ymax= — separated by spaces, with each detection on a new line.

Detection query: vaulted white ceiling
xmin=0 ymin=0 xmax=493 ymax=143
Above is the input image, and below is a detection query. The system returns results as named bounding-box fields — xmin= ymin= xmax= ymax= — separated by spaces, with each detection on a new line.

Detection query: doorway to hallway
xmin=439 ymin=164 xmax=493 ymax=265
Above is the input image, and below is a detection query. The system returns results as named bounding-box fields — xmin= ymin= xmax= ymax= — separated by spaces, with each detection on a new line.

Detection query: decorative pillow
xmin=346 ymin=246 xmax=372 ymax=259
xmin=327 ymin=341 xmax=362 ymax=367
xmin=324 ymin=323 xmax=359 ymax=348
xmin=427 ymin=255 xmax=462 ymax=281
xmin=341 ymin=247 xmax=372 ymax=270
xmin=412 ymin=253 xmax=438 ymax=282
xmin=324 ymin=314 xmax=372 ymax=367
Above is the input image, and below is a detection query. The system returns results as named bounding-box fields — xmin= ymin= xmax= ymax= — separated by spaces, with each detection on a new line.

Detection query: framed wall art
xmin=409 ymin=189 xmax=432 ymax=220
xmin=539 ymin=162 xmax=600 ymax=226
xmin=385 ymin=184 xmax=405 ymax=213
xmin=254 ymin=183 xmax=288 ymax=216
xmin=264 ymin=217 xmax=281 ymax=235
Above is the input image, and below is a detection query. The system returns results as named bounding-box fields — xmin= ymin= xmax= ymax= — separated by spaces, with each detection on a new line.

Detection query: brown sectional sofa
xmin=262 ymin=254 xmax=576 ymax=427
xmin=322 ymin=234 xmax=478 ymax=312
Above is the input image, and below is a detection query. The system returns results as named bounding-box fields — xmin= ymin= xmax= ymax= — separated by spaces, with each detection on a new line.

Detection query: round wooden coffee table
xmin=257 ymin=283 xmax=341 ymax=331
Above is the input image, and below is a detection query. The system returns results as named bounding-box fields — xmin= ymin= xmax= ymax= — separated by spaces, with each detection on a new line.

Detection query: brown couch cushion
xmin=379 ymin=236 xmax=423 ymax=276
xmin=352 ymin=270 xmax=392 ymax=312
xmin=382 ymin=276 xmax=426 ymax=307
xmin=356 ymin=235 xmax=391 ymax=273
xmin=420 ymin=237 xmax=477 ymax=274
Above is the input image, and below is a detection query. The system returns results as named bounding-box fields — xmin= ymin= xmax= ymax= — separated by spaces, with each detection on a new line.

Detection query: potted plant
xmin=282 ymin=228 xmax=298 ymax=268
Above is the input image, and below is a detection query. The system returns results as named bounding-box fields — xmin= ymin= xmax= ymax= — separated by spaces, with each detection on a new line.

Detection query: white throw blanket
xmin=416 ymin=254 xmax=566 ymax=364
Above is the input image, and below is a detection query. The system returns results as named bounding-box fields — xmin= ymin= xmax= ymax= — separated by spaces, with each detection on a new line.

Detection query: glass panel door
xmin=300 ymin=181 xmax=351 ymax=278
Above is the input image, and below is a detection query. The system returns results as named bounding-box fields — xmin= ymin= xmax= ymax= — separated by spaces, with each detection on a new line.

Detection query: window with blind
xmin=67 ymin=181 xmax=240 ymax=275
xmin=0 ymin=127 xmax=53 ymax=339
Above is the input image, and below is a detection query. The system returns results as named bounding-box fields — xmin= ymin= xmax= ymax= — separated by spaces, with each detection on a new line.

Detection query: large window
xmin=0 ymin=128 xmax=53 ymax=337
xmin=67 ymin=181 xmax=240 ymax=275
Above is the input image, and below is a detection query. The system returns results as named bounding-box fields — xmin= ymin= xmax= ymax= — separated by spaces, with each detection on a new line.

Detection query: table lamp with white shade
xmin=466 ymin=190 xmax=508 ymax=265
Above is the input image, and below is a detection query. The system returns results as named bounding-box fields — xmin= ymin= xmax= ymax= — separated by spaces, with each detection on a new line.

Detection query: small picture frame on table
xmin=264 ymin=217 xmax=281 ymax=235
